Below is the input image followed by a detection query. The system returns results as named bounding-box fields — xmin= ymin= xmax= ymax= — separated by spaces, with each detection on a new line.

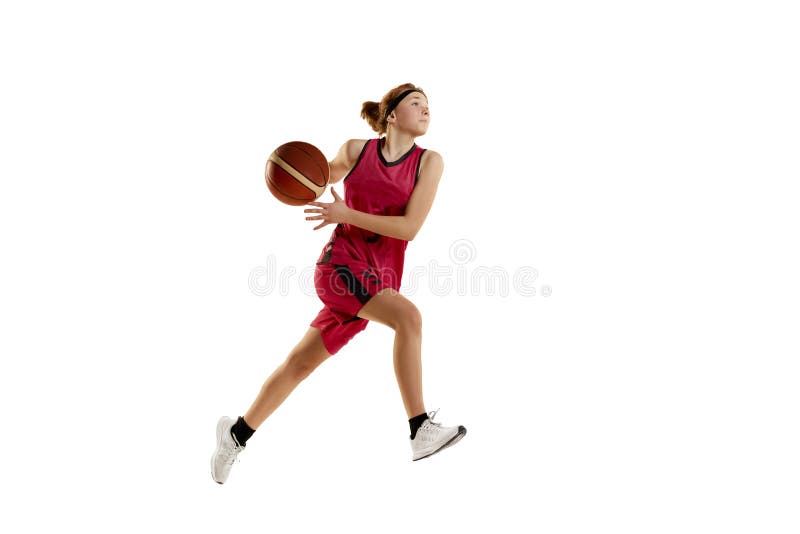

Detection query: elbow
xmin=404 ymin=224 xmax=421 ymax=242
xmin=399 ymin=215 xmax=423 ymax=241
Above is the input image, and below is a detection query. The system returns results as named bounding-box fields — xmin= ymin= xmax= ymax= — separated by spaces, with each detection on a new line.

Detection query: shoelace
xmin=425 ymin=409 xmax=442 ymax=428
xmin=221 ymin=442 xmax=243 ymax=466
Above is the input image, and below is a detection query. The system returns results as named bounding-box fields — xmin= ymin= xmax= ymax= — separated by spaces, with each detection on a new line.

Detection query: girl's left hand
xmin=304 ymin=187 xmax=350 ymax=230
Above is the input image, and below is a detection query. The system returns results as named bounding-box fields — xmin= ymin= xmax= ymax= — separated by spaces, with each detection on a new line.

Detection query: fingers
xmin=305 ymin=206 xmax=327 ymax=222
xmin=305 ymin=196 xmax=337 ymax=229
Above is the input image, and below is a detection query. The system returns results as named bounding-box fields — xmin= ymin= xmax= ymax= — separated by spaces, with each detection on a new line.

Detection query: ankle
xmin=230 ymin=416 xmax=256 ymax=446
xmin=408 ymin=412 xmax=428 ymax=440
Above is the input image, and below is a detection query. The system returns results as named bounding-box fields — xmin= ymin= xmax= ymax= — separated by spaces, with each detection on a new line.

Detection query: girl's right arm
xmin=328 ymin=139 xmax=368 ymax=184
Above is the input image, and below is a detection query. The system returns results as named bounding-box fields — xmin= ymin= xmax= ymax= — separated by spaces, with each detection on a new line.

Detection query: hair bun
xmin=360 ymin=100 xmax=383 ymax=134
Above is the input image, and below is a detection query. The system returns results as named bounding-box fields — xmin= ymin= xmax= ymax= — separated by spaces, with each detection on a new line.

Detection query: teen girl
xmin=211 ymin=83 xmax=466 ymax=484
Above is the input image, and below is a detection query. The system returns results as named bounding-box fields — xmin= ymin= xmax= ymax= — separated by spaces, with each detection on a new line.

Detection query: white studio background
xmin=1 ymin=1 xmax=798 ymax=532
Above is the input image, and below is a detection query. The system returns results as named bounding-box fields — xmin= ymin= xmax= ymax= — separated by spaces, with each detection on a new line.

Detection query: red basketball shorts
xmin=310 ymin=260 xmax=389 ymax=355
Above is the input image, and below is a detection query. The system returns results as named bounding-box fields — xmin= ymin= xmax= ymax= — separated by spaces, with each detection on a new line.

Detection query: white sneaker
xmin=410 ymin=409 xmax=467 ymax=461
xmin=211 ymin=416 xmax=245 ymax=484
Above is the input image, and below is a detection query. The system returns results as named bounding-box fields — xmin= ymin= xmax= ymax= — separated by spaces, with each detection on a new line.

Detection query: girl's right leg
xmin=212 ymin=326 xmax=331 ymax=484
xmin=243 ymin=326 xmax=332 ymax=430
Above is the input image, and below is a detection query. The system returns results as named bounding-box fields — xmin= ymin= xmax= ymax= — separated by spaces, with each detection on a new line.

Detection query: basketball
xmin=265 ymin=141 xmax=330 ymax=206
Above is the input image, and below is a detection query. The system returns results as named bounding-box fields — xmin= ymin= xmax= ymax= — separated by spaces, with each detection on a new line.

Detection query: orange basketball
xmin=265 ymin=141 xmax=330 ymax=206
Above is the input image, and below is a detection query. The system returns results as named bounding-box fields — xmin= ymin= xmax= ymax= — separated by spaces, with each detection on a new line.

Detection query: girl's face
xmin=390 ymin=92 xmax=430 ymax=136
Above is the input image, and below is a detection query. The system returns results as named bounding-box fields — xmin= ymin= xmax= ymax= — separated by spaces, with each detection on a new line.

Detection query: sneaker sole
xmin=413 ymin=425 xmax=467 ymax=461
xmin=211 ymin=418 xmax=229 ymax=484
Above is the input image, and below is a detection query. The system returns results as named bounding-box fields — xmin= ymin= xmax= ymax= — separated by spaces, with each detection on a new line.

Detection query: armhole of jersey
xmin=343 ymin=140 xmax=371 ymax=183
xmin=414 ymin=149 xmax=428 ymax=186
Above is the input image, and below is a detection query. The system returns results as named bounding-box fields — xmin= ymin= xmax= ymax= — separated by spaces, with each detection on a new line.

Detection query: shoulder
xmin=420 ymin=149 xmax=442 ymax=163
xmin=329 ymin=139 xmax=372 ymax=183
xmin=344 ymin=139 xmax=370 ymax=163
xmin=415 ymin=149 xmax=443 ymax=187
xmin=419 ymin=149 xmax=444 ymax=173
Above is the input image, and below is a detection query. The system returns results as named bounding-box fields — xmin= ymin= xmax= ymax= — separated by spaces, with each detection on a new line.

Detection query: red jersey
xmin=316 ymin=138 xmax=426 ymax=289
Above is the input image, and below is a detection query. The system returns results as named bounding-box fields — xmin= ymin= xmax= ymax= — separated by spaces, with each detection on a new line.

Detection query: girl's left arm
xmin=345 ymin=150 xmax=444 ymax=241
xmin=305 ymin=151 xmax=444 ymax=241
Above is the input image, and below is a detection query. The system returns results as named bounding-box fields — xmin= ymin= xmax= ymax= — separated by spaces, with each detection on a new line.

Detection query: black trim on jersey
xmin=414 ymin=149 xmax=428 ymax=186
xmin=341 ymin=315 xmax=364 ymax=324
xmin=378 ymin=137 xmax=417 ymax=167
xmin=343 ymin=140 xmax=371 ymax=183
xmin=334 ymin=264 xmax=373 ymax=305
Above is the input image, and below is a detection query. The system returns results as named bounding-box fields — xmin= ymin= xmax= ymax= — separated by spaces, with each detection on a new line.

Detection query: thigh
xmin=356 ymin=287 xmax=420 ymax=329
xmin=291 ymin=325 xmax=334 ymax=362
xmin=314 ymin=262 xmax=378 ymax=323
xmin=310 ymin=308 xmax=369 ymax=356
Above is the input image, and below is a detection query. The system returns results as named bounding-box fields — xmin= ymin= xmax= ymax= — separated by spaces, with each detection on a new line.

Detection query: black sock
xmin=230 ymin=416 xmax=255 ymax=446
xmin=409 ymin=412 xmax=429 ymax=440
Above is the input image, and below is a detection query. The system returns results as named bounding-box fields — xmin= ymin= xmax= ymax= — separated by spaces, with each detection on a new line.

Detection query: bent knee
xmin=360 ymin=288 xmax=423 ymax=332
xmin=395 ymin=302 xmax=423 ymax=333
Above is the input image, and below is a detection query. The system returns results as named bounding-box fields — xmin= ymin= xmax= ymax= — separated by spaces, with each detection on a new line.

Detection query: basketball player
xmin=211 ymin=83 xmax=466 ymax=484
